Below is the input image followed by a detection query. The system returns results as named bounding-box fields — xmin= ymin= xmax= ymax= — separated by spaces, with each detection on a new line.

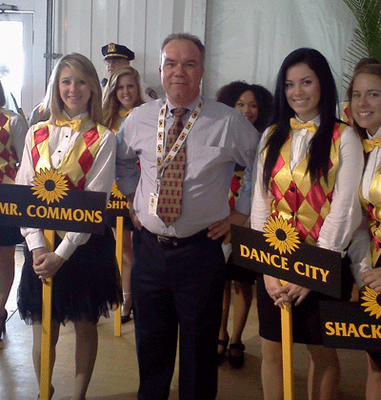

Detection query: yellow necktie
xmin=55 ymin=116 xmax=90 ymax=132
xmin=362 ymin=137 xmax=381 ymax=153
xmin=290 ymin=118 xmax=318 ymax=134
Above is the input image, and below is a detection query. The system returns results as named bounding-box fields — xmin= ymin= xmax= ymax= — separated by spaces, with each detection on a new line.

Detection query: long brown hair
xmin=263 ymin=48 xmax=339 ymax=190
xmin=102 ymin=67 xmax=144 ymax=129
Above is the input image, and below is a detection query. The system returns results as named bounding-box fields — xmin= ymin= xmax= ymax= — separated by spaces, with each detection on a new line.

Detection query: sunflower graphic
xmin=31 ymin=168 xmax=69 ymax=205
xmin=111 ymin=182 xmax=126 ymax=200
xmin=263 ymin=216 xmax=301 ymax=255
xmin=361 ymin=286 xmax=381 ymax=320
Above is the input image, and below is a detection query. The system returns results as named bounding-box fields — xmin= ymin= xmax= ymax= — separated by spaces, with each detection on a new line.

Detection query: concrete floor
xmin=0 ymin=246 xmax=369 ymax=400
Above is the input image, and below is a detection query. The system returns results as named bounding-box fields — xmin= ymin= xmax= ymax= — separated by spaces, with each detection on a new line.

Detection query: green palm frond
xmin=342 ymin=0 xmax=381 ymax=87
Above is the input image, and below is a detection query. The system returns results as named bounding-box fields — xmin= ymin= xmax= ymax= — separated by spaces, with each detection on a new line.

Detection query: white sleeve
xmin=347 ymin=211 xmax=372 ymax=288
xmin=316 ymin=126 xmax=364 ymax=255
xmin=250 ymin=128 xmax=273 ymax=231
xmin=9 ymin=112 xmax=28 ymax=161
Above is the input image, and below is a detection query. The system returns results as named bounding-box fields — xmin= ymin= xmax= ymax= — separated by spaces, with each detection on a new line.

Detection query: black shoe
xmin=37 ymin=386 xmax=54 ymax=399
xmin=228 ymin=342 xmax=245 ymax=368
xmin=121 ymin=308 xmax=132 ymax=324
xmin=217 ymin=334 xmax=229 ymax=364
xmin=0 ymin=310 xmax=8 ymax=349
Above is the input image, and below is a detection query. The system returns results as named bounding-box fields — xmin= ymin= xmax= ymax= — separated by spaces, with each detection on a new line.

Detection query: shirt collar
xmin=366 ymin=126 xmax=381 ymax=139
xmin=62 ymin=110 xmax=89 ymax=121
xmin=165 ymin=96 xmax=201 ymax=117
xmin=294 ymin=114 xmax=320 ymax=126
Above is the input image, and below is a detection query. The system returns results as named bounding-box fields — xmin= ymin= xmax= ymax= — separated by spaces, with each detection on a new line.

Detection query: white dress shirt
xmin=116 ymin=96 xmax=260 ymax=238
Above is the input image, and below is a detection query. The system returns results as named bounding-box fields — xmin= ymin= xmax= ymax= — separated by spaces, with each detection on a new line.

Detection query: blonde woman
xmin=103 ymin=66 xmax=144 ymax=323
xmin=348 ymin=62 xmax=381 ymax=400
xmin=16 ymin=53 xmax=121 ymax=400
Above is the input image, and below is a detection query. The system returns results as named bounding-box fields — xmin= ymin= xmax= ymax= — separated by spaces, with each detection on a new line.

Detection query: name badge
xmin=148 ymin=193 xmax=159 ymax=216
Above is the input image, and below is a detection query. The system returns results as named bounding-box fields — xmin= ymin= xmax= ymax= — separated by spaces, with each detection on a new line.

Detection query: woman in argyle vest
xmin=102 ymin=66 xmax=144 ymax=324
xmin=348 ymin=62 xmax=381 ymax=400
xmin=16 ymin=53 xmax=121 ymax=400
xmin=0 ymin=81 xmax=28 ymax=349
xmin=251 ymin=48 xmax=364 ymax=400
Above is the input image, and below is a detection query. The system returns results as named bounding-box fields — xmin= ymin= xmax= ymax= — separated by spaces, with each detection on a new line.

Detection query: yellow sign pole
xmin=114 ymin=216 xmax=124 ymax=337
xmin=281 ymin=305 xmax=294 ymax=400
xmin=279 ymin=279 xmax=294 ymax=400
xmin=40 ymin=229 xmax=55 ymax=400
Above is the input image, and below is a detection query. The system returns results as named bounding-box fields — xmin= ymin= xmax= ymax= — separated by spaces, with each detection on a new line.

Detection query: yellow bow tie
xmin=290 ymin=118 xmax=318 ymax=134
xmin=119 ymin=109 xmax=131 ymax=118
xmin=362 ymin=137 xmax=381 ymax=153
xmin=55 ymin=116 xmax=90 ymax=132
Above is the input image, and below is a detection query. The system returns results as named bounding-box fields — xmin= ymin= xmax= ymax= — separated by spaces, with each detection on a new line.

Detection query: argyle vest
xmin=267 ymin=123 xmax=344 ymax=245
xmin=0 ymin=109 xmax=19 ymax=184
xmin=360 ymin=171 xmax=381 ymax=266
xmin=31 ymin=121 xmax=106 ymax=189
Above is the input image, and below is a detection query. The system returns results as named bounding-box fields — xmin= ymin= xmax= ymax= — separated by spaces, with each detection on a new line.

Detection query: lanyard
xmin=155 ymin=99 xmax=203 ymax=192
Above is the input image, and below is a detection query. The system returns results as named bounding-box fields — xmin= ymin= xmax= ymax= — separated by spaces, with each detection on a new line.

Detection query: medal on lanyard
xmin=148 ymin=99 xmax=203 ymax=216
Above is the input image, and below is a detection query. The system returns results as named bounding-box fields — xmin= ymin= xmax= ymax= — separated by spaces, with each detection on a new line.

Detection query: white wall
xmin=54 ymin=0 xmax=207 ymax=99
xmin=204 ymin=0 xmax=358 ymax=102
xmin=7 ymin=0 xmax=358 ymax=117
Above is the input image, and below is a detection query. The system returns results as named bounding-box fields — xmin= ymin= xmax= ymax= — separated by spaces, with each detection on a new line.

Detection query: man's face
xmin=159 ymin=39 xmax=204 ymax=107
xmin=104 ymin=58 xmax=130 ymax=77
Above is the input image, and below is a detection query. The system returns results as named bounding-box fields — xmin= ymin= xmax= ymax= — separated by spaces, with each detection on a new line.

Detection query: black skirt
xmin=256 ymin=255 xmax=353 ymax=344
xmin=225 ymin=254 xmax=257 ymax=284
xmin=367 ymin=351 xmax=381 ymax=370
xmin=0 ymin=225 xmax=23 ymax=246
xmin=18 ymin=227 xmax=122 ymax=324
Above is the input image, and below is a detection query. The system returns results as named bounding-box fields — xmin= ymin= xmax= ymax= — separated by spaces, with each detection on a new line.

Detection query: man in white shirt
xmin=116 ymin=33 xmax=260 ymax=400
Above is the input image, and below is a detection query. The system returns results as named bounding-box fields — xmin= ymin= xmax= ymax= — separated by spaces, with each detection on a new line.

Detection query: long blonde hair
xmin=102 ymin=67 xmax=144 ymax=129
xmin=49 ymin=53 xmax=103 ymax=124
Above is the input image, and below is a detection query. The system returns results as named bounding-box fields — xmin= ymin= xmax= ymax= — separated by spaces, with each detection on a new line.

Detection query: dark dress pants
xmin=132 ymin=227 xmax=226 ymax=400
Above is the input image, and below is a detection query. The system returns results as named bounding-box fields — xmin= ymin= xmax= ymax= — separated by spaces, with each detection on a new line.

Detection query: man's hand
xmin=207 ymin=210 xmax=248 ymax=243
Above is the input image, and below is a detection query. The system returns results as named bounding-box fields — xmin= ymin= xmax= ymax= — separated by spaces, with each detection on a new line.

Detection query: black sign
xmin=320 ymin=296 xmax=381 ymax=351
xmin=0 ymin=183 xmax=106 ymax=234
xmin=106 ymin=186 xmax=130 ymax=217
xmin=231 ymin=224 xmax=342 ymax=298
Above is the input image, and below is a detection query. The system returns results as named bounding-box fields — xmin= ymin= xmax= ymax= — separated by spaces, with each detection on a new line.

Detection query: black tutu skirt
xmin=256 ymin=255 xmax=353 ymax=344
xmin=18 ymin=227 xmax=122 ymax=324
xmin=0 ymin=225 xmax=23 ymax=246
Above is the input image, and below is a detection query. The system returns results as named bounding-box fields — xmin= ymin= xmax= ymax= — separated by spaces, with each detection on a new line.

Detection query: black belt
xmin=143 ymin=227 xmax=209 ymax=249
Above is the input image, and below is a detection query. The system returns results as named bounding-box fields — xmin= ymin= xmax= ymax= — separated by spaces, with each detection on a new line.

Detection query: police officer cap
xmin=102 ymin=43 xmax=135 ymax=61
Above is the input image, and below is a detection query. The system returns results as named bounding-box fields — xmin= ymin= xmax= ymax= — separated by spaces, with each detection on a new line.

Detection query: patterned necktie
xmin=290 ymin=117 xmax=318 ymax=134
xmin=157 ymin=108 xmax=187 ymax=226
xmin=363 ymin=137 xmax=381 ymax=153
